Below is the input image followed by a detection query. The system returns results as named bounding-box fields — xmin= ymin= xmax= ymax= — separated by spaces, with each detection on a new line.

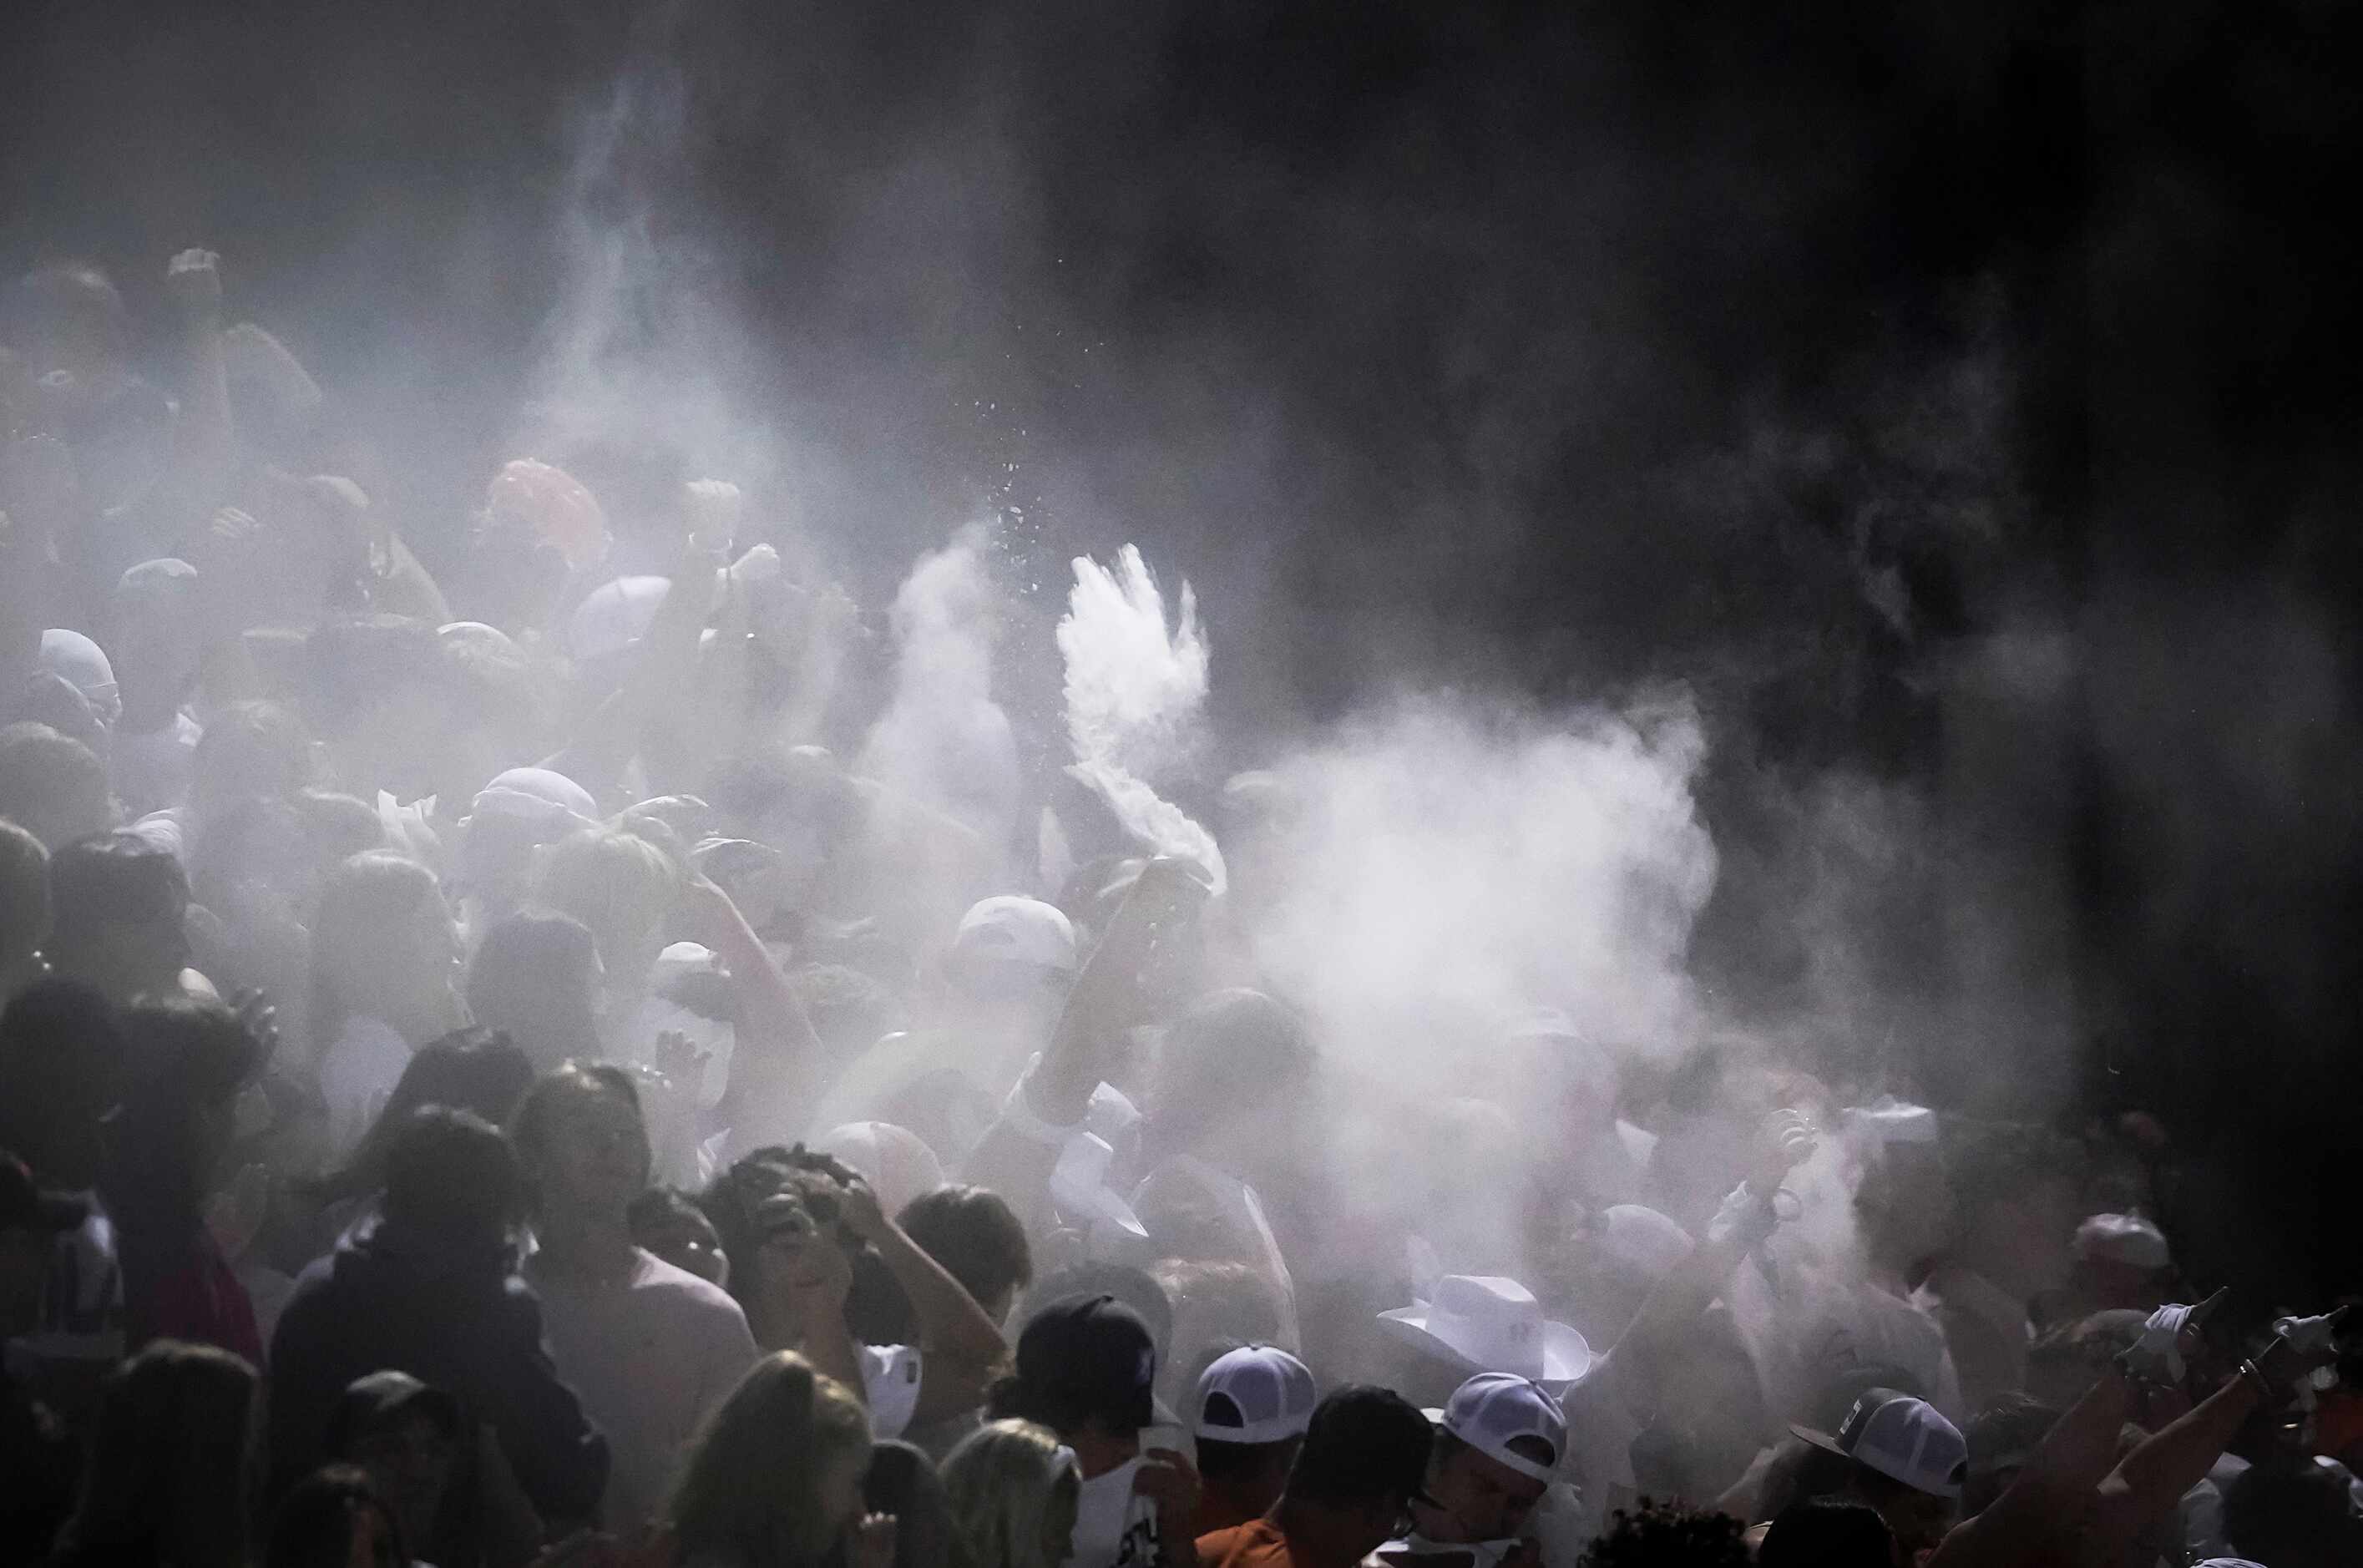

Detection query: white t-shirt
xmin=112 ymin=709 xmax=201 ymax=816
xmin=319 ymin=1014 xmax=412 ymax=1153
xmin=1065 ymin=1455 xmax=1164 ymax=1568
xmin=3 ymin=1195 xmax=124 ymax=1386
xmin=861 ymin=1342 xmax=923 ymax=1439
xmin=525 ymin=1247 xmax=762 ymax=1530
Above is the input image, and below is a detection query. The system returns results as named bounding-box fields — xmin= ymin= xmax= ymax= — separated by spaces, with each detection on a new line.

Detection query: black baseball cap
xmin=326 ymin=1369 xmax=464 ymax=1454
xmin=0 ymin=1152 xmax=87 ymax=1234
xmin=1015 ymin=1292 xmax=1178 ymax=1434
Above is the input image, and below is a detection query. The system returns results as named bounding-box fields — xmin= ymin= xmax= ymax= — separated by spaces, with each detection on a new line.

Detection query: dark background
xmin=3 ymin=0 xmax=2357 ymax=1299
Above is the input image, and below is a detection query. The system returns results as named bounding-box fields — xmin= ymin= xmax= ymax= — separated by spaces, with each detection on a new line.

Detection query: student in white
xmin=514 ymin=1063 xmax=761 ymax=1531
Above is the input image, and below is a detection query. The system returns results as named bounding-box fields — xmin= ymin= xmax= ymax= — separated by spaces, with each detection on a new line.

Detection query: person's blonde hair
xmin=669 ymin=1352 xmax=872 ymax=1568
xmin=941 ymin=1419 xmax=1082 ymax=1568
xmin=308 ymin=850 xmax=444 ymax=1051
xmin=534 ymin=824 xmax=681 ymax=982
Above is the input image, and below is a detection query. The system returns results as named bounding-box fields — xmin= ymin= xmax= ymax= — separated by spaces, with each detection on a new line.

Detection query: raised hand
xmin=1744 ymin=1106 xmax=1818 ymax=1196
xmin=230 ymin=987 xmax=280 ymax=1062
xmin=1135 ymin=1445 xmax=1204 ymax=1526
xmin=835 ymin=1174 xmax=889 ymax=1244
xmin=683 ymin=478 xmax=744 ymax=549
xmin=650 ymin=1029 xmax=711 ymax=1098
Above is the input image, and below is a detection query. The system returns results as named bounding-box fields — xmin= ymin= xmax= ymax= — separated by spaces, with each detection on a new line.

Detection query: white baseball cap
xmin=1792 ymin=1387 xmax=1967 ymax=1500
xmin=1440 ymin=1373 xmax=1568 ymax=1485
xmin=953 ymin=896 xmax=1079 ymax=974
xmin=568 ymin=575 xmax=670 ymax=662
xmin=1193 ymin=1344 xmax=1318 ymax=1445
xmin=1379 ymin=1275 xmax=1595 ymax=1386
xmin=38 ymin=630 xmax=120 ymax=728
xmin=2073 ymin=1212 xmax=2170 ymax=1271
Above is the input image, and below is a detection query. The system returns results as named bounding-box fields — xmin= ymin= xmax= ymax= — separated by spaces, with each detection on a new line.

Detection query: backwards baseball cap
xmin=1015 ymin=1292 xmax=1176 ymax=1434
xmin=953 ymin=896 xmax=1079 ymax=974
xmin=1792 ymin=1387 xmax=1967 ymax=1500
xmin=1440 ymin=1373 xmax=1568 ymax=1485
xmin=1195 ymin=1344 xmax=1318 ymax=1445
xmin=0 ymin=1153 xmax=89 ymax=1234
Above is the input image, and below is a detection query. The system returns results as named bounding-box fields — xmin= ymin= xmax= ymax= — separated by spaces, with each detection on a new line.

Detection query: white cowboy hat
xmin=1379 ymin=1274 xmax=1596 ymax=1387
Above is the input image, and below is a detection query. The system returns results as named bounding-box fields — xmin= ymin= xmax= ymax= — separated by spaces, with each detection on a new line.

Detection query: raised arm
xmin=688 ymin=873 xmax=827 ymax=1154
xmin=838 ymin=1176 xmax=1007 ymax=1424
xmin=1607 ymin=1109 xmax=1817 ymax=1405
xmin=961 ymin=859 xmax=1206 ymax=1220
xmin=2093 ymin=1307 xmax=2345 ymax=1544
xmin=542 ymin=484 xmax=732 ymax=795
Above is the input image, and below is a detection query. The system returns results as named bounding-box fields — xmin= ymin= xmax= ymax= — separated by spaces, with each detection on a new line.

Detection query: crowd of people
xmin=3 ymin=247 xmax=2360 ymax=1568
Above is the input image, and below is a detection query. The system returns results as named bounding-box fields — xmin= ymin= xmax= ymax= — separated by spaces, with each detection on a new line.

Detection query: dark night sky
xmin=5 ymin=0 xmax=2358 ymax=1293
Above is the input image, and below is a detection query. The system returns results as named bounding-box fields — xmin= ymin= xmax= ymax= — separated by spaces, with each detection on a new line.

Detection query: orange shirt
xmin=1197 ymin=1518 xmax=1305 ymax=1568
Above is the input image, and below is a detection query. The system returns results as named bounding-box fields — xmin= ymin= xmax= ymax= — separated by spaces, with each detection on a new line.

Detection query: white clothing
xmin=3 ymin=1194 xmax=124 ymax=1382
xmin=113 ymin=709 xmax=201 ymax=815
xmin=1065 ymin=1455 xmax=1164 ymax=1568
xmin=861 ymin=1341 xmax=924 ymax=1440
xmin=319 ymin=1014 xmax=412 ymax=1153
xmin=525 ymin=1247 xmax=762 ymax=1530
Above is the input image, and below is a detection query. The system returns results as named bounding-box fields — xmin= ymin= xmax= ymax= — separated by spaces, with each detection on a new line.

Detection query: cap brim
xmin=1538 ymin=1322 xmax=1597 ymax=1385
xmin=1789 ymin=1422 xmax=1850 ymax=1461
xmin=1376 ymin=1308 xmax=1597 ymax=1387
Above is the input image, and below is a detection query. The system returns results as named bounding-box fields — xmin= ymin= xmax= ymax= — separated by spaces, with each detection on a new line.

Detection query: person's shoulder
xmin=630 ymin=1248 xmax=748 ymax=1318
xmin=1194 ymin=1517 xmax=1284 ymax=1568
xmin=282 ymin=1247 xmax=345 ymax=1300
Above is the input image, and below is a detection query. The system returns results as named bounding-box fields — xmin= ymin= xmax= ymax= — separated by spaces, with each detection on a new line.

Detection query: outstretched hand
xmin=1135 ymin=1446 xmax=1204 ymax=1525
xmin=230 ymin=987 xmax=280 ymax=1062
xmin=1744 ymin=1107 xmax=1818 ymax=1196
xmin=2266 ymin=1304 xmax=2349 ymax=1379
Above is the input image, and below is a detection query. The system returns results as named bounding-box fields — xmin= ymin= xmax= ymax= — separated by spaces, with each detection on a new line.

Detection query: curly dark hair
xmin=1578 ymin=1499 xmax=1751 ymax=1568
xmin=697 ymin=1144 xmax=913 ymax=1343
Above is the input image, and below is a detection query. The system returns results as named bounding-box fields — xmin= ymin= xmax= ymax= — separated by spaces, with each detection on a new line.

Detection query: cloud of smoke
xmin=858 ymin=520 xmax=1020 ymax=853
xmin=1057 ymin=545 xmax=1226 ymax=892
xmin=1247 ymin=690 xmax=1718 ymax=1088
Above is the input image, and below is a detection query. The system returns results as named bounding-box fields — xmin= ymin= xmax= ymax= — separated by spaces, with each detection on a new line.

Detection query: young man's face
xmin=1862 ymin=1476 xmax=1957 ymax=1556
xmin=535 ymin=1085 xmax=649 ymax=1222
xmin=352 ymin=1410 xmax=457 ymax=1545
xmin=1419 ymin=1440 xmax=1547 ymax=1543
xmin=751 ymin=1191 xmax=855 ymax=1320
